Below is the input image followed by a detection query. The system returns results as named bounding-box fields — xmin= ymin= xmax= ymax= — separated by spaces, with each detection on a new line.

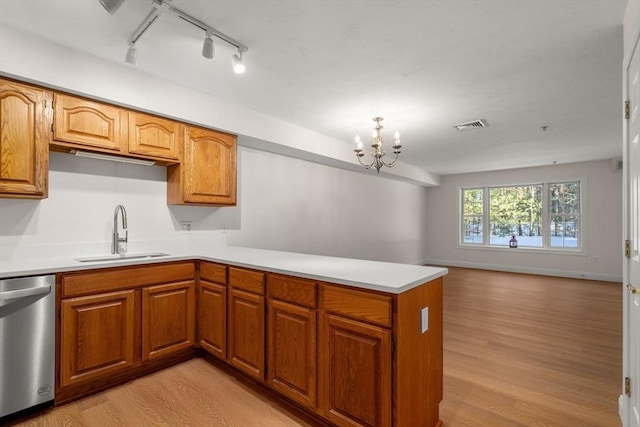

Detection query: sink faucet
xmin=112 ymin=204 xmax=128 ymax=254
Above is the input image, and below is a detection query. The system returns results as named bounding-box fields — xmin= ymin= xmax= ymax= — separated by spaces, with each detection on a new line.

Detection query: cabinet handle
xmin=628 ymin=283 xmax=638 ymax=294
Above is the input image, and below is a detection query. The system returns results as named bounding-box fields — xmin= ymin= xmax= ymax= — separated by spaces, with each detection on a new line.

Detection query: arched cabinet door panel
xmin=167 ymin=125 xmax=237 ymax=206
xmin=128 ymin=112 xmax=180 ymax=161
xmin=0 ymin=79 xmax=50 ymax=198
xmin=53 ymin=93 xmax=127 ymax=152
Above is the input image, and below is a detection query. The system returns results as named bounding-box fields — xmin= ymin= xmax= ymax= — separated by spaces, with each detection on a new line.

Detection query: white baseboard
xmin=423 ymin=258 xmax=622 ymax=283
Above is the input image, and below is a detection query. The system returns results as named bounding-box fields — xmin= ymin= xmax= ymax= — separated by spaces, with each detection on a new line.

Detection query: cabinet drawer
xmin=229 ymin=267 xmax=264 ymax=295
xmin=267 ymin=274 xmax=317 ymax=308
xmin=61 ymin=262 xmax=195 ymax=297
xmin=321 ymin=284 xmax=392 ymax=328
xmin=200 ymin=262 xmax=227 ymax=285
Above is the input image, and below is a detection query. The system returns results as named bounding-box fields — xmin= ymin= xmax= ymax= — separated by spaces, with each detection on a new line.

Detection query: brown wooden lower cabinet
xmin=227 ymin=287 xmax=265 ymax=380
xmin=318 ymin=313 xmax=392 ymax=427
xmin=267 ymin=298 xmax=317 ymax=409
xmin=142 ymin=281 xmax=195 ymax=361
xmin=60 ymin=290 xmax=136 ymax=388
xmin=56 ymin=261 xmax=443 ymax=426
xmin=57 ymin=262 xmax=196 ymax=401
xmin=198 ymin=280 xmax=227 ymax=359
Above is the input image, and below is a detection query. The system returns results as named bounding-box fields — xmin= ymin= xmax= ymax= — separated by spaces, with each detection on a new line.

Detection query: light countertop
xmin=0 ymin=245 xmax=447 ymax=294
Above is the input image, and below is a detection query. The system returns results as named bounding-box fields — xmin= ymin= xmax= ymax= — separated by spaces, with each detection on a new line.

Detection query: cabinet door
xmin=199 ymin=280 xmax=227 ymax=359
xmin=128 ymin=112 xmax=181 ymax=161
xmin=319 ymin=313 xmax=392 ymax=427
xmin=0 ymin=79 xmax=50 ymax=198
xmin=268 ymin=299 xmax=316 ymax=409
xmin=228 ymin=288 xmax=265 ymax=380
xmin=53 ymin=93 xmax=127 ymax=152
xmin=168 ymin=125 xmax=236 ymax=205
xmin=60 ymin=290 xmax=136 ymax=388
xmin=142 ymin=281 xmax=196 ymax=361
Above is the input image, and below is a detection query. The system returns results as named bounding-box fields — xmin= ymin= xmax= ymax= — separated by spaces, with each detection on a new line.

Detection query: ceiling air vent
xmin=453 ymin=119 xmax=488 ymax=131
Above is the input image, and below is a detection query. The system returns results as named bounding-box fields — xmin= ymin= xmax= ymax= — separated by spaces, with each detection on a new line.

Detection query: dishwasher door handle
xmin=0 ymin=284 xmax=51 ymax=301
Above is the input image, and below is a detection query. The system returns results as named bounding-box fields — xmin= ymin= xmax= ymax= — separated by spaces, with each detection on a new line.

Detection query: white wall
xmin=424 ymin=160 xmax=623 ymax=281
xmin=0 ymin=148 xmax=429 ymax=265
xmin=227 ymin=146 xmax=429 ymax=264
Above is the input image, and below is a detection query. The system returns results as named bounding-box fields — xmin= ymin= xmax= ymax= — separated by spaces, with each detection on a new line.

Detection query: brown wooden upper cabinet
xmin=52 ymin=93 xmax=180 ymax=162
xmin=53 ymin=93 xmax=127 ymax=153
xmin=127 ymin=112 xmax=181 ymax=161
xmin=1 ymin=79 xmax=236 ymax=205
xmin=0 ymin=78 xmax=51 ymax=199
xmin=167 ymin=125 xmax=237 ymax=206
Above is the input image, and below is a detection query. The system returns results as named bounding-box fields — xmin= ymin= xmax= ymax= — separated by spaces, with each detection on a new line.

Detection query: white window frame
xmin=458 ymin=179 xmax=585 ymax=254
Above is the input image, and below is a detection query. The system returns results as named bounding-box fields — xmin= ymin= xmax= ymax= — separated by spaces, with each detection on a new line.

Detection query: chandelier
xmin=353 ymin=117 xmax=402 ymax=173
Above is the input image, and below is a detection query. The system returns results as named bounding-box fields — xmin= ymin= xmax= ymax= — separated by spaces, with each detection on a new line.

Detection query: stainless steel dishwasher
xmin=0 ymin=275 xmax=55 ymax=421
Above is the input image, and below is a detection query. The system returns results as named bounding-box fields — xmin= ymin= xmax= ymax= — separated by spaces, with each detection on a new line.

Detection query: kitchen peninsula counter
xmin=0 ymin=245 xmax=447 ymax=293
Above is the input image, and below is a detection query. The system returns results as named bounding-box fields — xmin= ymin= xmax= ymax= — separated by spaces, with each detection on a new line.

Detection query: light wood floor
xmin=439 ymin=267 xmax=622 ymax=427
xmin=10 ymin=267 xmax=622 ymax=426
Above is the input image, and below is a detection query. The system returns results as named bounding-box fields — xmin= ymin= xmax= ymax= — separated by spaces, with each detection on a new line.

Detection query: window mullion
xmin=484 ymin=187 xmax=489 ymax=245
xmin=542 ymin=183 xmax=549 ymax=248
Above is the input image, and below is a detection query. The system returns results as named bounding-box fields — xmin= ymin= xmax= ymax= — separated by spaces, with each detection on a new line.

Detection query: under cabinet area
xmin=0 ymin=79 xmax=51 ymax=199
xmin=57 ymin=261 xmax=196 ymax=403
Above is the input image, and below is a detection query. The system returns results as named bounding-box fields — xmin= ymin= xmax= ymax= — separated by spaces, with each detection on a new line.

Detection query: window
xmin=462 ymin=188 xmax=483 ymax=244
xmin=460 ymin=181 xmax=582 ymax=250
xmin=549 ymin=182 xmax=580 ymax=248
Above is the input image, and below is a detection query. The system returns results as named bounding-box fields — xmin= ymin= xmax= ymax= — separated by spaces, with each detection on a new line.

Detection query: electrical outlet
xmin=180 ymin=221 xmax=193 ymax=232
xmin=421 ymin=307 xmax=429 ymax=333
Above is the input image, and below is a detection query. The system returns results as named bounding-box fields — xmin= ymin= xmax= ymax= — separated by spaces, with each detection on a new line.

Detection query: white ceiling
xmin=0 ymin=0 xmax=628 ymax=176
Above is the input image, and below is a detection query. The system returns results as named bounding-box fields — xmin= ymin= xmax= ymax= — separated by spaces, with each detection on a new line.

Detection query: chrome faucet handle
xmin=117 ymin=230 xmax=128 ymax=254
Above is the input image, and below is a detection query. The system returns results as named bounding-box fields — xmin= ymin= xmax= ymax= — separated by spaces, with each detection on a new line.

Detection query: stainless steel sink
xmin=75 ymin=252 xmax=170 ymax=263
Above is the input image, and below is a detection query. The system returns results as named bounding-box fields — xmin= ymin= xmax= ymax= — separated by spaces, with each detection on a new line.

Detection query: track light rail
xmin=119 ymin=0 xmax=248 ymax=71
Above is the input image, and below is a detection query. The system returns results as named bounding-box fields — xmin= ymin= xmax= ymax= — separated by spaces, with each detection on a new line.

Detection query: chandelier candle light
xmin=354 ymin=117 xmax=402 ymax=173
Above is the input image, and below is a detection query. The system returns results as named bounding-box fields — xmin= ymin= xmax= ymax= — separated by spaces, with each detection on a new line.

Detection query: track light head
xmin=231 ymin=51 xmax=245 ymax=74
xmin=99 ymin=0 xmax=124 ymax=15
xmin=125 ymin=44 xmax=137 ymax=65
xmin=202 ymin=34 xmax=214 ymax=59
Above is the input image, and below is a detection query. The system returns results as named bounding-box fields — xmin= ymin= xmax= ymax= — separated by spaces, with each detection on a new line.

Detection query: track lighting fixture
xmin=102 ymin=0 xmax=248 ymax=74
xmin=125 ymin=43 xmax=137 ymax=65
xmin=99 ymin=0 xmax=124 ymax=15
xmin=202 ymin=33 xmax=214 ymax=59
xmin=231 ymin=51 xmax=245 ymax=74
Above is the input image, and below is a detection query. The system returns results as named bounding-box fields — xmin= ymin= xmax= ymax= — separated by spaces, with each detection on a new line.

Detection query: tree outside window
xmin=460 ymin=181 xmax=581 ymax=250
xmin=489 ymin=185 xmax=542 ymax=247
xmin=462 ymin=188 xmax=483 ymax=244
xmin=549 ymin=182 xmax=580 ymax=248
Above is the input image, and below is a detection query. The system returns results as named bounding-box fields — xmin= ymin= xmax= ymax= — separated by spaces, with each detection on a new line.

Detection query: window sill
xmin=457 ymin=244 xmax=586 ymax=256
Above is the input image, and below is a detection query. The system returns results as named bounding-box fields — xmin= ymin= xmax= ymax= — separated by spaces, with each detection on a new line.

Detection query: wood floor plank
xmin=440 ymin=267 xmax=622 ymax=427
xmin=8 ymin=267 xmax=622 ymax=426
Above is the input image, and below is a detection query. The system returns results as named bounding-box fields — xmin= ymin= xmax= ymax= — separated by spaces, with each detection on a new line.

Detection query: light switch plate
xmin=421 ymin=307 xmax=429 ymax=334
